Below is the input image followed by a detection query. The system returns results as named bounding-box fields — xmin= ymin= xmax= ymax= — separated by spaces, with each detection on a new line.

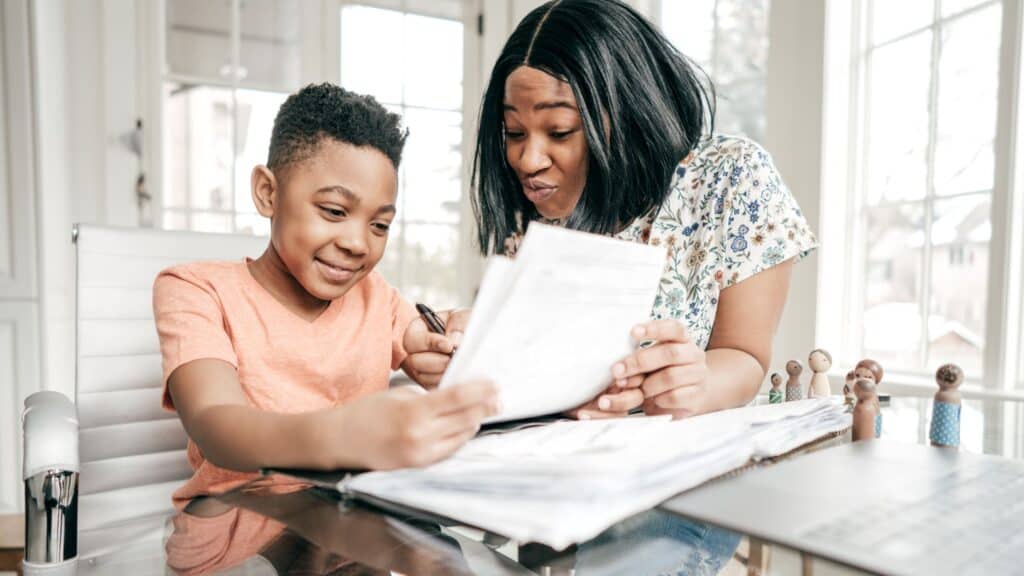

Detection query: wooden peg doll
xmin=784 ymin=360 xmax=803 ymax=401
xmin=807 ymin=348 xmax=832 ymax=398
xmin=768 ymin=373 xmax=783 ymax=404
xmin=854 ymin=358 xmax=884 ymax=388
xmin=843 ymin=370 xmax=856 ymax=409
xmin=852 ymin=378 xmax=880 ymax=441
xmin=929 ymin=363 xmax=964 ymax=447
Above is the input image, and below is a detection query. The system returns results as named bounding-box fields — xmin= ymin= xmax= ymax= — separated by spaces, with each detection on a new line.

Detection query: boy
xmin=154 ymin=83 xmax=497 ymax=503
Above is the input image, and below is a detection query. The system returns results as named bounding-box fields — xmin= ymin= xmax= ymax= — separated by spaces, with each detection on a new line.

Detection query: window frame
xmin=838 ymin=0 xmax=1024 ymax=455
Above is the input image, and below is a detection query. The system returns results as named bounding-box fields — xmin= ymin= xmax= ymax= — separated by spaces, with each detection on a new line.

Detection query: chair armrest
xmin=22 ymin=391 xmax=79 ymax=479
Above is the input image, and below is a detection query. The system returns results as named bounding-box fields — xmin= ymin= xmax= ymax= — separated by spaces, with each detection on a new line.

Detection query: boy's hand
xmin=401 ymin=308 xmax=472 ymax=388
xmin=328 ymin=379 xmax=498 ymax=470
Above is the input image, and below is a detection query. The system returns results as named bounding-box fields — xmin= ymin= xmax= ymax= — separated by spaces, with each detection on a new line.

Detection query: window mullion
xmin=230 ymin=0 xmax=241 ymax=234
xmin=920 ymin=5 xmax=943 ymax=372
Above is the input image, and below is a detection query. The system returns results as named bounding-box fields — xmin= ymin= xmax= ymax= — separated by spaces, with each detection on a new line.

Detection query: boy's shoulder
xmin=156 ymin=259 xmax=246 ymax=290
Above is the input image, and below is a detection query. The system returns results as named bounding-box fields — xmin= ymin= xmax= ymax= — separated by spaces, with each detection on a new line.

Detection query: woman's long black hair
xmin=471 ymin=0 xmax=715 ymax=254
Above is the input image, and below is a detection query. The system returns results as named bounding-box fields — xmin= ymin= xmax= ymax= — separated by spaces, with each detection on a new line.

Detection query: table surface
xmin=55 ymin=399 xmax=1017 ymax=576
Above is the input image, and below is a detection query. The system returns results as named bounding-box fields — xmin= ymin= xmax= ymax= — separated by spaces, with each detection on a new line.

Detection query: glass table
xmin=69 ymin=397 xmax=1021 ymax=576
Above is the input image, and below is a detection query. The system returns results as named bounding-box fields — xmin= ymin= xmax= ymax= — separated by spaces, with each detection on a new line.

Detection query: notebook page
xmin=440 ymin=224 xmax=666 ymax=422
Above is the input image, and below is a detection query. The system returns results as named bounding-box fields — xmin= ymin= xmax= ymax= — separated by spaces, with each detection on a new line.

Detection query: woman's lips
xmin=315 ymin=258 xmax=360 ymax=284
xmin=523 ymin=182 xmax=558 ymax=204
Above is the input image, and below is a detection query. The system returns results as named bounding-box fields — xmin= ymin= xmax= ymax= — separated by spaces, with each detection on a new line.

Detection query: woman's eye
xmin=550 ymin=130 xmax=574 ymax=140
xmin=505 ymin=131 xmax=525 ymax=140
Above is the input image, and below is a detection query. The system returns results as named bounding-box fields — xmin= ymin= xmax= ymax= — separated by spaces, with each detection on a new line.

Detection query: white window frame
xmin=823 ymin=0 xmax=1024 ymax=456
xmin=326 ymin=0 xmax=484 ymax=307
xmin=139 ymin=0 xmax=485 ymax=306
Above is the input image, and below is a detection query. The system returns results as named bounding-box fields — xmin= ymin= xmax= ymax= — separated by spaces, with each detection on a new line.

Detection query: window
xmin=338 ymin=1 xmax=469 ymax=309
xmin=854 ymin=0 xmax=1001 ymax=379
xmin=658 ymin=0 xmax=770 ymax=142
xmin=161 ymin=0 xmax=301 ymax=235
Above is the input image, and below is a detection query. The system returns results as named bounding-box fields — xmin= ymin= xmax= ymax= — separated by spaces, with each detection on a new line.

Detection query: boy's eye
xmin=320 ymin=206 xmax=347 ymax=218
xmin=372 ymin=222 xmax=391 ymax=233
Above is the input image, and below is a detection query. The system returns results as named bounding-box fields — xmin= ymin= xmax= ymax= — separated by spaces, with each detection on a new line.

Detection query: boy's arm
xmin=169 ymin=358 xmax=500 ymax=472
xmin=168 ymin=358 xmax=341 ymax=471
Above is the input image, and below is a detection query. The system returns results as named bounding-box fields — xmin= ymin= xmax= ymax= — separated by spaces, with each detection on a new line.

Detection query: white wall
xmin=763 ymin=0 xmax=827 ymax=385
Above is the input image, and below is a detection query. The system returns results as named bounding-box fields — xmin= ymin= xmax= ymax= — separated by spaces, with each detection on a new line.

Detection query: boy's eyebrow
xmin=316 ymin=186 xmax=396 ymax=215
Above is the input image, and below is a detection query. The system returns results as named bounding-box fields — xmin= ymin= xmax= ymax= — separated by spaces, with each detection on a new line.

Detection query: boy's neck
xmin=248 ymin=246 xmax=331 ymax=322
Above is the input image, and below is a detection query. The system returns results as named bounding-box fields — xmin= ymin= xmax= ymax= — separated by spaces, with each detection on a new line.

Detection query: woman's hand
xmin=612 ymin=319 xmax=709 ymax=418
xmin=327 ymin=380 xmax=499 ymax=470
xmin=401 ymin=309 xmax=472 ymax=388
xmin=564 ymin=383 xmax=645 ymax=420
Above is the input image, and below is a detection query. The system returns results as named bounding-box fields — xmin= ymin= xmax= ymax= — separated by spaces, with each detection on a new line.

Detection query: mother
xmin=404 ymin=0 xmax=816 ymax=421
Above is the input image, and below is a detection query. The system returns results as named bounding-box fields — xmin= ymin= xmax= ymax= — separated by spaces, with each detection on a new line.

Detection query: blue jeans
xmin=575 ymin=510 xmax=741 ymax=575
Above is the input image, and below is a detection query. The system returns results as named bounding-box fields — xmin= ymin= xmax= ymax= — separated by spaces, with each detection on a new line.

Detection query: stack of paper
xmin=344 ymin=399 xmax=850 ymax=549
xmin=439 ymin=223 xmax=667 ymax=423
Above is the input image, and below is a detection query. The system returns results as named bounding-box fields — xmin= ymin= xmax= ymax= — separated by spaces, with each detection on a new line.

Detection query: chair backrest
xmin=74 ymin=224 xmax=267 ymax=531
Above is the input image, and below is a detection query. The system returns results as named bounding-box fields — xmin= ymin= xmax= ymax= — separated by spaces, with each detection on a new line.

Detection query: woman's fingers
xmin=630 ymin=319 xmax=689 ymax=343
xmin=640 ymin=364 xmax=708 ymax=398
xmin=612 ymin=341 xmax=704 ymax=380
xmin=595 ymin=387 xmax=644 ymax=412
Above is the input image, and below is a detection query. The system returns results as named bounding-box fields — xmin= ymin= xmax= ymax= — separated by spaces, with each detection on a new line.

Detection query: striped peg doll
xmin=768 ymin=373 xmax=783 ymax=404
xmin=785 ymin=360 xmax=803 ymax=401
xmin=929 ymin=363 xmax=963 ymax=448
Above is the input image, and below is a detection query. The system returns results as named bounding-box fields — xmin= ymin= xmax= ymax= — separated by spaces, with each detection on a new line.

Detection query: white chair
xmin=72 ymin=223 xmax=266 ymax=533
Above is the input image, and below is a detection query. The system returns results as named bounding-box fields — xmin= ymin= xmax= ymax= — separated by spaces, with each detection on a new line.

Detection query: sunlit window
xmin=858 ymin=0 xmax=1000 ymax=379
xmin=340 ymin=3 xmax=465 ymax=309
xmin=161 ymin=0 xmax=300 ymax=235
xmin=659 ymin=0 xmax=770 ymax=141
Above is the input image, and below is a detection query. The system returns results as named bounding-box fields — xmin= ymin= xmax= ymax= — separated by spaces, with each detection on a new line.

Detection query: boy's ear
xmin=251 ymin=165 xmax=278 ymax=218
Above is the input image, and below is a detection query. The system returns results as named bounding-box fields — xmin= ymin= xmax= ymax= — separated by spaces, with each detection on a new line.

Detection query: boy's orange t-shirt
xmin=153 ymin=259 xmax=418 ymax=502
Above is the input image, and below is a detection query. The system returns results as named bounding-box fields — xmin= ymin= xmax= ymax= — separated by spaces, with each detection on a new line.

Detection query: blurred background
xmin=0 ymin=0 xmax=1022 ymax=514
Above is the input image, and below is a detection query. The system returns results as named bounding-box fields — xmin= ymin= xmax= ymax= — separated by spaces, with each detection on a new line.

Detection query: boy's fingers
xmin=443 ymin=309 xmax=472 ymax=335
xmin=407 ymin=352 xmax=452 ymax=375
xmin=430 ymin=401 xmax=494 ymax=438
xmin=426 ymin=380 xmax=499 ymax=414
xmin=630 ymin=319 xmax=689 ymax=344
xmin=425 ymin=333 xmax=454 ymax=354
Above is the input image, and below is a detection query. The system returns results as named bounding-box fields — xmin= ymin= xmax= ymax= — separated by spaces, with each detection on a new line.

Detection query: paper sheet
xmin=440 ymin=224 xmax=667 ymax=422
xmin=343 ymin=400 xmax=851 ymax=549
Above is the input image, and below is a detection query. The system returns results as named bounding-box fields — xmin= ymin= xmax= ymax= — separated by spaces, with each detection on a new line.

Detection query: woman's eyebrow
xmin=502 ymin=100 xmax=578 ymax=112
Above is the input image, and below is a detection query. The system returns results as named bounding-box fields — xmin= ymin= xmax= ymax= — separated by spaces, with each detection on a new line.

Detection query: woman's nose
xmin=518 ymin=136 xmax=552 ymax=174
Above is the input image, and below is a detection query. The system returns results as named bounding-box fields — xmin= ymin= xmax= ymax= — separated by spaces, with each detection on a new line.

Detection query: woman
xmin=405 ymin=0 xmax=816 ymax=422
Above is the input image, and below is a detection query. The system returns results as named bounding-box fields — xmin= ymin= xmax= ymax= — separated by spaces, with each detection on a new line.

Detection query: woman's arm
xmin=612 ymin=259 xmax=795 ymax=418
xmin=700 ymin=258 xmax=794 ymax=411
xmin=169 ymin=358 xmax=499 ymax=472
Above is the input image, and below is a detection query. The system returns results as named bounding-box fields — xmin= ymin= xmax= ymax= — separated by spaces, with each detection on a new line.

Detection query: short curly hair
xmin=267 ymin=83 xmax=408 ymax=173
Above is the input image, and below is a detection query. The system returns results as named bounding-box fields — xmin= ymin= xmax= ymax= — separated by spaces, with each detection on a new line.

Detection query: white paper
xmin=343 ymin=401 xmax=851 ymax=549
xmin=440 ymin=224 xmax=667 ymax=422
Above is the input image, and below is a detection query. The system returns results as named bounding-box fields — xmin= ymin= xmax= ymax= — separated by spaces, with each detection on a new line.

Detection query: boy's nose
xmin=334 ymin=225 xmax=369 ymax=257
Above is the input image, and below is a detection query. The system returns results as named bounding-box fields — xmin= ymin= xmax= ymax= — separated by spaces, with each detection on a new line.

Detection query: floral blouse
xmin=504 ymin=134 xmax=817 ymax=350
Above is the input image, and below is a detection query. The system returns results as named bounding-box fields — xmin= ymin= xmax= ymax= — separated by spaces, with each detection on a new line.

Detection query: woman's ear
xmin=251 ymin=165 xmax=278 ymax=218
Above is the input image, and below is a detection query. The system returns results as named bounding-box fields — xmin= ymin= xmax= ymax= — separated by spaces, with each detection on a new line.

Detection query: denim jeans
xmin=574 ymin=509 xmax=741 ymax=575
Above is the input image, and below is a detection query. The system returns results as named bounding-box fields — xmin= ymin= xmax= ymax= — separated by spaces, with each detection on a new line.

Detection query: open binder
xmin=270 ymin=399 xmax=850 ymax=550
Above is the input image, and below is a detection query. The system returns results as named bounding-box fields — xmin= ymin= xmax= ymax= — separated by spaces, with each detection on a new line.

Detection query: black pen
xmin=415 ymin=303 xmax=447 ymax=335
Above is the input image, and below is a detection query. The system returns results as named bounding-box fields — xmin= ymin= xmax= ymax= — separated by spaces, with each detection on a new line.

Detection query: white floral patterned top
xmin=504 ymin=134 xmax=817 ymax=350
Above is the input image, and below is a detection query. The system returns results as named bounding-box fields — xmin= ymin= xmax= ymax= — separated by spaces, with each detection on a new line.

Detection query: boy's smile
xmin=249 ymin=139 xmax=398 ymax=321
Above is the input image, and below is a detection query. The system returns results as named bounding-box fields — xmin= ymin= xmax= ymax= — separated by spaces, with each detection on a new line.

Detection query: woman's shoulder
xmin=682 ymin=133 xmax=774 ymax=170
